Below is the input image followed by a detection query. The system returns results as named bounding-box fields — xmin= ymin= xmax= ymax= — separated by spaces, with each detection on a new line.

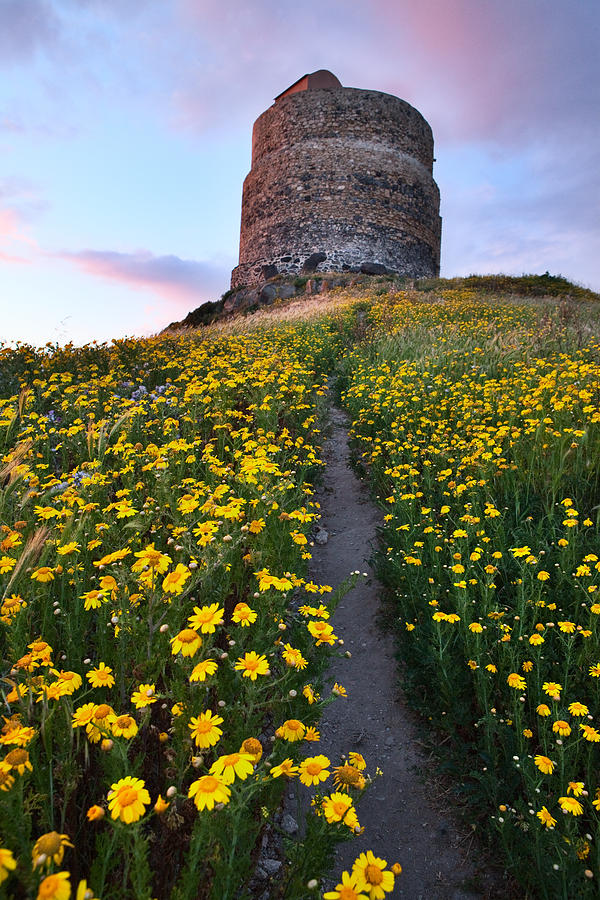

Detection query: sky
xmin=1 ymin=0 xmax=599 ymax=347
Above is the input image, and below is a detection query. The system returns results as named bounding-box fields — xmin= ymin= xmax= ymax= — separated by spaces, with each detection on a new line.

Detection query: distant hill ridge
xmin=164 ymin=272 xmax=599 ymax=331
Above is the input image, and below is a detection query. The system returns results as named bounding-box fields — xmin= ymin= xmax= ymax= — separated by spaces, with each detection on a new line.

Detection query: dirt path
xmin=311 ymin=406 xmax=488 ymax=899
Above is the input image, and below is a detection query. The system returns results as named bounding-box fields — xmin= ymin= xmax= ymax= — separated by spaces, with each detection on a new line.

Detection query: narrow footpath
xmin=311 ymin=407 xmax=489 ymax=899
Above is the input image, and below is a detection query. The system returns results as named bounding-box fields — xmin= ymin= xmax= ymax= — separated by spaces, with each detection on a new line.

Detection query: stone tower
xmin=230 ymin=70 xmax=441 ymax=289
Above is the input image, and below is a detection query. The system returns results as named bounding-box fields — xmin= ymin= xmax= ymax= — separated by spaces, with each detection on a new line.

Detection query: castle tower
xmin=230 ymin=70 xmax=441 ymax=289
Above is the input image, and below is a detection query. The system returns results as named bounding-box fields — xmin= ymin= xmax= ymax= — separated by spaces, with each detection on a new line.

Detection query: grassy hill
xmin=1 ymin=275 xmax=599 ymax=899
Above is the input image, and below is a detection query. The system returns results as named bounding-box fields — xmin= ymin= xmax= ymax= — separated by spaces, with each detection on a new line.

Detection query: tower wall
xmin=231 ymin=84 xmax=441 ymax=288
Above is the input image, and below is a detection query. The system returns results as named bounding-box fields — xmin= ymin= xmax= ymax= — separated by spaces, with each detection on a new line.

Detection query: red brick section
xmin=274 ymin=69 xmax=342 ymax=101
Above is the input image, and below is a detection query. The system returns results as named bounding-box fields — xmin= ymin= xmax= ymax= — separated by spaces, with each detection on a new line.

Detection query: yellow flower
xmin=254 ymin=568 xmax=293 ymax=592
xmin=188 ymin=710 xmax=223 ymax=748
xmin=111 ymin=715 xmax=138 ymax=739
xmin=1 ymin=594 xmax=26 ymax=620
xmin=234 ymin=651 xmax=270 ymax=680
xmin=27 ymin=640 xmax=52 ymax=664
xmin=170 ymin=628 xmax=202 ymax=657
xmin=282 ymin=644 xmax=308 ymax=670
xmin=187 ymin=603 xmax=224 ymax=634
xmin=107 ymin=776 xmax=150 ymax=823
xmin=99 ymin=575 xmax=118 ymax=596
xmin=324 ymin=870 xmax=369 ymax=900
xmin=86 ymin=805 xmax=105 ymax=821
xmin=32 ymin=832 xmax=74 ymax=868
xmin=536 ymin=704 xmax=550 ymax=717
xmin=507 ymin=673 xmax=526 ymax=690
xmin=189 ymin=659 xmax=219 ymax=683
xmin=86 ymin=663 xmax=115 ymax=688
xmin=231 ymin=602 xmax=257 ymax=626
xmin=0 ymin=847 xmax=16 ymax=884
xmin=162 ymin=563 xmax=191 ymax=595
xmin=132 ymin=543 xmax=171 ymax=574
xmin=131 ymin=683 xmax=157 ymax=709
xmin=75 ymin=880 xmax=99 ymax=900
xmin=37 ymin=872 xmax=71 ymax=900
xmin=552 ymin=720 xmax=571 ymax=737
xmin=86 ymin=704 xmax=115 ymax=744
xmin=536 ymin=806 xmax=556 ymax=829
xmin=49 ymin=670 xmax=81 ymax=696
xmin=275 ymin=719 xmax=306 ymax=742
xmin=567 ymin=781 xmax=585 ymax=796
xmin=322 ymin=791 xmax=358 ymax=825
xmin=558 ymin=795 xmax=583 ymax=816
xmin=568 ymin=701 xmax=589 ymax=716
xmin=333 ymin=764 xmax=366 ymax=791
xmin=579 ymin=724 xmax=600 ymax=742
xmin=56 ymin=542 xmax=79 ymax=556
xmin=154 ymin=794 xmax=170 ymax=814
xmin=270 ymin=758 xmax=299 ymax=778
xmin=298 ymin=754 xmax=330 ymax=786
xmin=188 ymin=774 xmax=230 ymax=811
xmin=240 ymin=737 xmax=263 ymax=763
xmin=348 ymin=752 xmax=366 ymax=771
xmin=542 ymin=681 xmax=562 ymax=699
xmin=210 ymin=752 xmax=254 ymax=784
xmin=31 ymin=567 xmax=55 ymax=583
xmin=0 ymin=764 xmax=15 ymax=792
xmin=80 ymin=590 xmax=107 ymax=611
xmin=352 ymin=850 xmax=396 ymax=899
xmin=307 ymin=619 xmax=337 ymax=645
xmin=0 ymin=722 xmax=36 ymax=747
xmin=534 ymin=755 xmax=555 ymax=775
xmin=510 ymin=546 xmax=531 ymax=558
xmin=468 ymin=622 xmax=483 ymax=633
xmin=0 ymin=556 xmax=16 ymax=574
xmin=72 ymin=703 xmax=97 ymax=728
xmin=4 ymin=747 xmax=33 ymax=774
xmin=303 ymin=684 xmax=318 ymax=704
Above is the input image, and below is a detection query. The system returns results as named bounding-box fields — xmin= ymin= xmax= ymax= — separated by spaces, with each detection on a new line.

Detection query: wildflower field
xmin=1 ymin=276 xmax=600 ymax=899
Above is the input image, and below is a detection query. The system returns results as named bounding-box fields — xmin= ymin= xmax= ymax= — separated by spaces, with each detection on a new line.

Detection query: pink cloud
xmin=57 ymin=248 xmax=230 ymax=312
xmin=0 ymin=205 xmax=37 ymax=262
xmin=369 ymin=0 xmax=599 ymax=144
xmin=0 ymin=249 xmax=29 ymax=264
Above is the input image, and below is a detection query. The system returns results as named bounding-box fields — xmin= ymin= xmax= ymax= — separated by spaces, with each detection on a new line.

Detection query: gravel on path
xmin=310 ymin=406 xmax=491 ymax=900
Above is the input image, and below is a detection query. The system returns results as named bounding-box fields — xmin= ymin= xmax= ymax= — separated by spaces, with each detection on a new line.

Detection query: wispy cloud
xmin=57 ymin=248 xmax=230 ymax=311
xmin=0 ymin=205 xmax=37 ymax=263
xmin=0 ymin=0 xmax=61 ymax=65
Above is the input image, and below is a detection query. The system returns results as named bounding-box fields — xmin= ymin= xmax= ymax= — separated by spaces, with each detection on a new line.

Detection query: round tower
xmin=230 ymin=70 xmax=441 ymax=288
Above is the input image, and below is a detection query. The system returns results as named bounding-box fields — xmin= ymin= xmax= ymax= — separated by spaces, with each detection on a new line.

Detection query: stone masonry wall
xmin=231 ymin=86 xmax=441 ymax=289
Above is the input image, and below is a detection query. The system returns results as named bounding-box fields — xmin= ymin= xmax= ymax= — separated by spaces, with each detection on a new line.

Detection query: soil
xmin=309 ymin=406 xmax=506 ymax=899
